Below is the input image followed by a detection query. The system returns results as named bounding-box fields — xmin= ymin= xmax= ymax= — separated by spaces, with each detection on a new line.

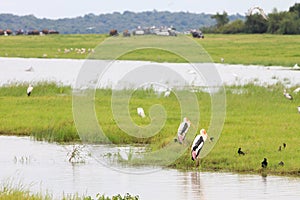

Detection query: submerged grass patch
xmin=0 ymin=83 xmax=300 ymax=176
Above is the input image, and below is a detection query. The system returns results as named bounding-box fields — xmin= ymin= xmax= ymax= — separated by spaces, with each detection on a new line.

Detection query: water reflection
xmin=1 ymin=136 xmax=300 ymax=200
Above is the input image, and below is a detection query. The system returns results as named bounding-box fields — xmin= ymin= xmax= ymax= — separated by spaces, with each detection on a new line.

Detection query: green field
xmin=1 ymin=83 xmax=300 ymax=176
xmin=0 ymin=184 xmax=138 ymax=200
xmin=0 ymin=34 xmax=300 ymax=66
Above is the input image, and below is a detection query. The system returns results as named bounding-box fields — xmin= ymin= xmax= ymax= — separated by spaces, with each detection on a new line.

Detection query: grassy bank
xmin=0 ymin=83 xmax=300 ymax=176
xmin=0 ymin=185 xmax=139 ymax=200
xmin=0 ymin=34 xmax=300 ymax=66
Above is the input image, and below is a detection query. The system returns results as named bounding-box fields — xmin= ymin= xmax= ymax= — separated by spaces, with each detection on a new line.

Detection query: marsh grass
xmin=0 ymin=182 xmax=51 ymax=200
xmin=197 ymin=34 xmax=300 ymax=67
xmin=0 ymin=184 xmax=139 ymax=200
xmin=0 ymin=34 xmax=106 ymax=59
xmin=1 ymin=34 xmax=300 ymax=66
xmin=1 ymin=83 xmax=300 ymax=175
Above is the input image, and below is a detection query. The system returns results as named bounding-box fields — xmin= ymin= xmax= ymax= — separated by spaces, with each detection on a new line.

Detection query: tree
xmin=220 ymin=20 xmax=245 ymax=34
xmin=278 ymin=12 xmax=300 ymax=34
xmin=289 ymin=3 xmax=300 ymax=18
xmin=244 ymin=14 xmax=268 ymax=33
xmin=211 ymin=11 xmax=229 ymax=28
xmin=267 ymin=11 xmax=286 ymax=34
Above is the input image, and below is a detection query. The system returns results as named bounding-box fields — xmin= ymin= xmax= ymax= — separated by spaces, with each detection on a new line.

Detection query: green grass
xmin=0 ymin=184 xmax=139 ymax=200
xmin=0 ymin=34 xmax=106 ymax=59
xmin=0 ymin=83 xmax=300 ymax=176
xmin=197 ymin=34 xmax=300 ymax=67
xmin=1 ymin=34 xmax=300 ymax=66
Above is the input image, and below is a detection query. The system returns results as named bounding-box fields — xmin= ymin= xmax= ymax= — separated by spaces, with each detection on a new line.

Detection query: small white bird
xmin=221 ymin=58 xmax=224 ymax=63
xmin=191 ymin=129 xmax=208 ymax=161
xmin=293 ymin=87 xmax=300 ymax=93
xmin=177 ymin=117 xmax=191 ymax=144
xmin=137 ymin=107 xmax=146 ymax=118
xmin=164 ymin=89 xmax=171 ymax=97
xmin=298 ymin=106 xmax=300 ymax=114
xmin=25 ymin=66 xmax=34 ymax=72
xmin=283 ymin=89 xmax=293 ymax=100
xmin=187 ymin=69 xmax=196 ymax=75
xmin=27 ymin=85 xmax=33 ymax=96
xmin=293 ymin=63 xmax=300 ymax=70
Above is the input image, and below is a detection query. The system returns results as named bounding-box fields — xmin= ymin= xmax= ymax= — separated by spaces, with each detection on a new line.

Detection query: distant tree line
xmin=0 ymin=11 xmax=243 ymax=34
xmin=205 ymin=3 xmax=300 ymax=34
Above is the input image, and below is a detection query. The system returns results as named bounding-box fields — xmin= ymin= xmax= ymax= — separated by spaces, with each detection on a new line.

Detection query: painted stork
xmin=191 ymin=129 xmax=208 ymax=161
xmin=177 ymin=117 xmax=191 ymax=144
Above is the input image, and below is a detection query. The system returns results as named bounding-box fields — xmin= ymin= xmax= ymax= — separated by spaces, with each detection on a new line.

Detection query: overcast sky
xmin=1 ymin=0 xmax=299 ymax=19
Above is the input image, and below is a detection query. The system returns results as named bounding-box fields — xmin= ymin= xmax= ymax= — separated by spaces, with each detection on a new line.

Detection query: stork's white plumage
xmin=298 ymin=106 xmax=300 ymax=113
xmin=177 ymin=117 xmax=191 ymax=144
xmin=27 ymin=85 xmax=33 ymax=96
xmin=137 ymin=107 xmax=146 ymax=118
xmin=283 ymin=89 xmax=293 ymax=100
xmin=191 ymin=129 xmax=208 ymax=161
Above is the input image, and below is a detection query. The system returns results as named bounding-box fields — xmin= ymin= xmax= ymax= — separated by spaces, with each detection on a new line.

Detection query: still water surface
xmin=0 ymin=136 xmax=300 ymax=199
xmin=1 ymin=57 xmax=300 ymax=88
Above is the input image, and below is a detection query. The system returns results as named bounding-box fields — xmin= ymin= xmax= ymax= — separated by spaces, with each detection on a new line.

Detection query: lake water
xmin=1 ymin=136 xmax=300 ymax=200
xmin=1 ymin=57 xmax=300 ymax=88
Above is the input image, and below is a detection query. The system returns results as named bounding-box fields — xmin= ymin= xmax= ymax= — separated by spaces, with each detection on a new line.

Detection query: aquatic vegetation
xmin=67 ymin=145 xmax=87 ymax=163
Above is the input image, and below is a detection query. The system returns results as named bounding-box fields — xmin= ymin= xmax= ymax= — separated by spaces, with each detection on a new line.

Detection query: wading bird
xmin=164 ymin=88 xmax=171 ymax=97
xmin=283 ymin=143 xmax=286 ymax=149
xmin=283 ymin=89 xmax=293 ymax=100
xmin=177 ymin=117 xmax=191 ymax=144
xmin=278 ymin=161 xmax=284 ymax=167
xmin=261 ymin=158 xmax=268 ymax=168
xmin=238 ymin=147 xmax=245 ymax=155
xmin=137 ymin=107 xmax=146 ymax=118
xmin=191 ymin=129 xmax=208 ymax=161
xmin=293 ymin=87 xmax=300 ymax=93
xmin=27 ymin=85 xmax=33 ymax=96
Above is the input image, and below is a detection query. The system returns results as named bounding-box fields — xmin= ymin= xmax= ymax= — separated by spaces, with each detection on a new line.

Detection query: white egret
xmin=164 ymin=88 xmax=171 ymax=97
xmin=137 ymin=107 xmax=146 ymax=118
xmin=292 ymin=64 xmax=300 ymax=70
xmin=293 ymin=87 xmax=300 ymax=93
